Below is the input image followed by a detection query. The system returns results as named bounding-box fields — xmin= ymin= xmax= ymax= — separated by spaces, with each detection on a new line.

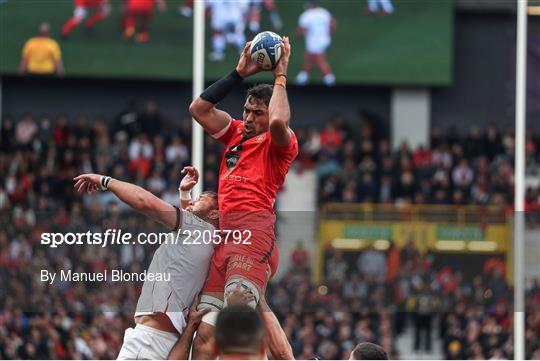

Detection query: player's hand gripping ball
xmin=250 ymin=31 xmax=283 ymax=70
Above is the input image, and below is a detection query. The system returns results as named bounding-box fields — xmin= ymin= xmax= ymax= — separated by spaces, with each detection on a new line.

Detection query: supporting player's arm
xmin=73 ymin=174 xmax=178 ymax=230
xmin=269 ymin=36 xmax=292 ymax=147
xmin=189 ymin=42 xmax=260 ymax=137
xmin=258 ymin=301 xmax=294 ymax=360
xmin=257 ymin=268 xmax=294 ymax=360
xmin=168 ymin=296 xmax=211 ymax=360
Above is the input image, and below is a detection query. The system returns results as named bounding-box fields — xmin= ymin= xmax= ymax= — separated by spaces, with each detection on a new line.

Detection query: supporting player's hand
xmin=225 ymin=282 xmax=256 ymax=306
xmin=273 ymin=36 xmax=290 ymax=78
xmin=179 ymin=166 xmax=199 ymax=191
xmin=73 ymin=174 xmax=102 ymax=194
xmin=236 ymin=41 xmax=262 ymax=78
xmin=187 ymin=294 xmax=211 ymax=329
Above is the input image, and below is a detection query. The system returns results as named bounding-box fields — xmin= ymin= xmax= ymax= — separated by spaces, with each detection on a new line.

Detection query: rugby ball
xmin=250 ymin=31 xmax=283 ymax=70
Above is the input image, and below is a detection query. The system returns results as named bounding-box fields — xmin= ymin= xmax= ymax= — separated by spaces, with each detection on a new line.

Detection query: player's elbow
xmin=270 ymin=342 xmax=294 ymax=360
xmin=189 ymin=97 xmax=210 ymax=119
xmin=189 ymin=98 xmax=201 ymax=117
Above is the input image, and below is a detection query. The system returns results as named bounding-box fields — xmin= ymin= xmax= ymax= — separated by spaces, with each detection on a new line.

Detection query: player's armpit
xmin=270 ymin=128 xmax=298 ymax=157
xmin=270 ymin=123 xmax=292 ymax=147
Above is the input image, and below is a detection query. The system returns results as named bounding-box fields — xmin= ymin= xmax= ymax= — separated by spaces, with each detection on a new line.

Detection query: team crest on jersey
xmin=225 ymin=152 xmax=241 ymax=171
xmin=255 ymin=134 xmax=265 ymax=142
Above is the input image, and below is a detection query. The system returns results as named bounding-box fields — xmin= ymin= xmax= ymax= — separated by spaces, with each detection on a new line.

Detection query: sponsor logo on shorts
xmin=228 ymin=255 xmax=254 ymax=272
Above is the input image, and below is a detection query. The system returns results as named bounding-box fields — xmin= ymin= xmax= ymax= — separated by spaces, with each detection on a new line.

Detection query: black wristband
xmin=200 ymin=69 xmax=243 ymax=104
xmin=171 ymin=205 xmax=181 ymax=232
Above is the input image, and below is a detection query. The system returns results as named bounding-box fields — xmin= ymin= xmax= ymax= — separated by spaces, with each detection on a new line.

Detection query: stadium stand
xmin=1 ymin=108 xmax=539 ymax=359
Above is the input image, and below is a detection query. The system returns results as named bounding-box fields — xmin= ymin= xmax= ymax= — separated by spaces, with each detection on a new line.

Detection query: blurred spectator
xmin=356 ymin=245 xmax=386 ymax=283
xmin=15 ymin=115 xmax=37 ymax=147
xmin=326 ymin=249 xmax=348 ymax=282
xmin=291 ymin=241 xmax=310 ymax=271
xmin=115 ymin=100 xmax=140 ymax=137
xmin=19 ymin=22 xmax=64 ymax=76
xmin=452 ymin=159 xmax=474 ymax=189
xmin=166 ymin=135 xmax=189 ymax=166
xmin=128 ymin=133 xmax=154 ymax=160
xmin=139 ymin=101 xmax=163 ymax=137
xmin=1 ymin=116 xmax=16 ymax=151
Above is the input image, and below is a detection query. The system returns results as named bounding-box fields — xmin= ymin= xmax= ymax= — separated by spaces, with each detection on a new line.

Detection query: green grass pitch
xmin=0 ymin=0 xmax=452 ymax=85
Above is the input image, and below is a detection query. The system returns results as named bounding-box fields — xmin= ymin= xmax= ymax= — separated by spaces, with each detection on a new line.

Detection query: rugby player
xmin=73 ymin=167 xmax=217 ymax=359
xmin=61 ymin=0 xmax=111 ymax=38
xmin=188 ymin=36 xmax=297 ymax=359
xmin=349 ymin=343 xmax=388 ymax=360
xmin=214 ymin=305 xmax=267 ymax=360
xmin=123 ymin=0 xmax=167 ymax=43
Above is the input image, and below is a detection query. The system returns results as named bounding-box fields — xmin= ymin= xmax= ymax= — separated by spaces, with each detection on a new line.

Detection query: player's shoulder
xmin=229 ymin=119 xmax=244 ymax=137
xmin=182 ymin=211 xmax=215 ymax=232
xmin=307 ymin=6 xmax=328 ymax=17
xmin=46 ymin=38 xmax=60 ymax=48
xmin=25 ymin=37 xmax=39 ymax=46
xmin=300 ymin=8 xmax=315 ymax=18
xmin=231 ymin=119 xmax=244 ymax=127
xmin=289 ymin=127 xmax=298 ymax=138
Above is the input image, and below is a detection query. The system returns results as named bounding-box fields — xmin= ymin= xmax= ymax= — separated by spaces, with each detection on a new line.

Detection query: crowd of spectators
xmin=294 ymin=114 xmax=540 ymax=213
xmin=279 ymin=242 xmax=525 ymax=360
xmin=526 ymin=279 xmax=540 ymax=360
xmin=1 ymin=105 xmax=540 ymax=359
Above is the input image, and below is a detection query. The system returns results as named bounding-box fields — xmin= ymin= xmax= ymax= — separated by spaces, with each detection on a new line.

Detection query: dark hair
xmin=215 ymin=305 xmax=265 ymax=355
xmin=246 ymin=84 xmax=273 ymax=107
xmin=351 ymin=343 xmax=388 ymax=360
xmin=201 ymin=190 xmax=218 ymax=203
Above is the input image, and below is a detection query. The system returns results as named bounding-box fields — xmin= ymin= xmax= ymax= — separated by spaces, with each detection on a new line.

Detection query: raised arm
xmin=189 ymin=41 xmax=261 ymax=136
xmin=269 ymin=37 xmax=292 ymax=147
xmin=73 ymin=174 xmax=178 ymax=230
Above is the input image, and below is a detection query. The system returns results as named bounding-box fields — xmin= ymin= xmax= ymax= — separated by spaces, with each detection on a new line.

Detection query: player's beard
xmin=243 ymin=125 xmax=256 ymax=138
xmin=186 ymin=205 xmax=206 ymax=220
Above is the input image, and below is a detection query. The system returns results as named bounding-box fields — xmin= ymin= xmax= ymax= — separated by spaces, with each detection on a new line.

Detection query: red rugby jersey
xmin=75 ymin=0 xmax=106 ymax=7
xmin=216 ymin=120 xmax=298 ymax=213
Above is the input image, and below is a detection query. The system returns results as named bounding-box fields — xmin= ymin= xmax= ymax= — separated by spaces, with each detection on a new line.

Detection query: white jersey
xmin=134 ymin=211 xmax=215 ymax=334
xmin=299 ymin=7 xmax=333 ymax=54
xmin=208 ymin=0 xmax=249 ymax=29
